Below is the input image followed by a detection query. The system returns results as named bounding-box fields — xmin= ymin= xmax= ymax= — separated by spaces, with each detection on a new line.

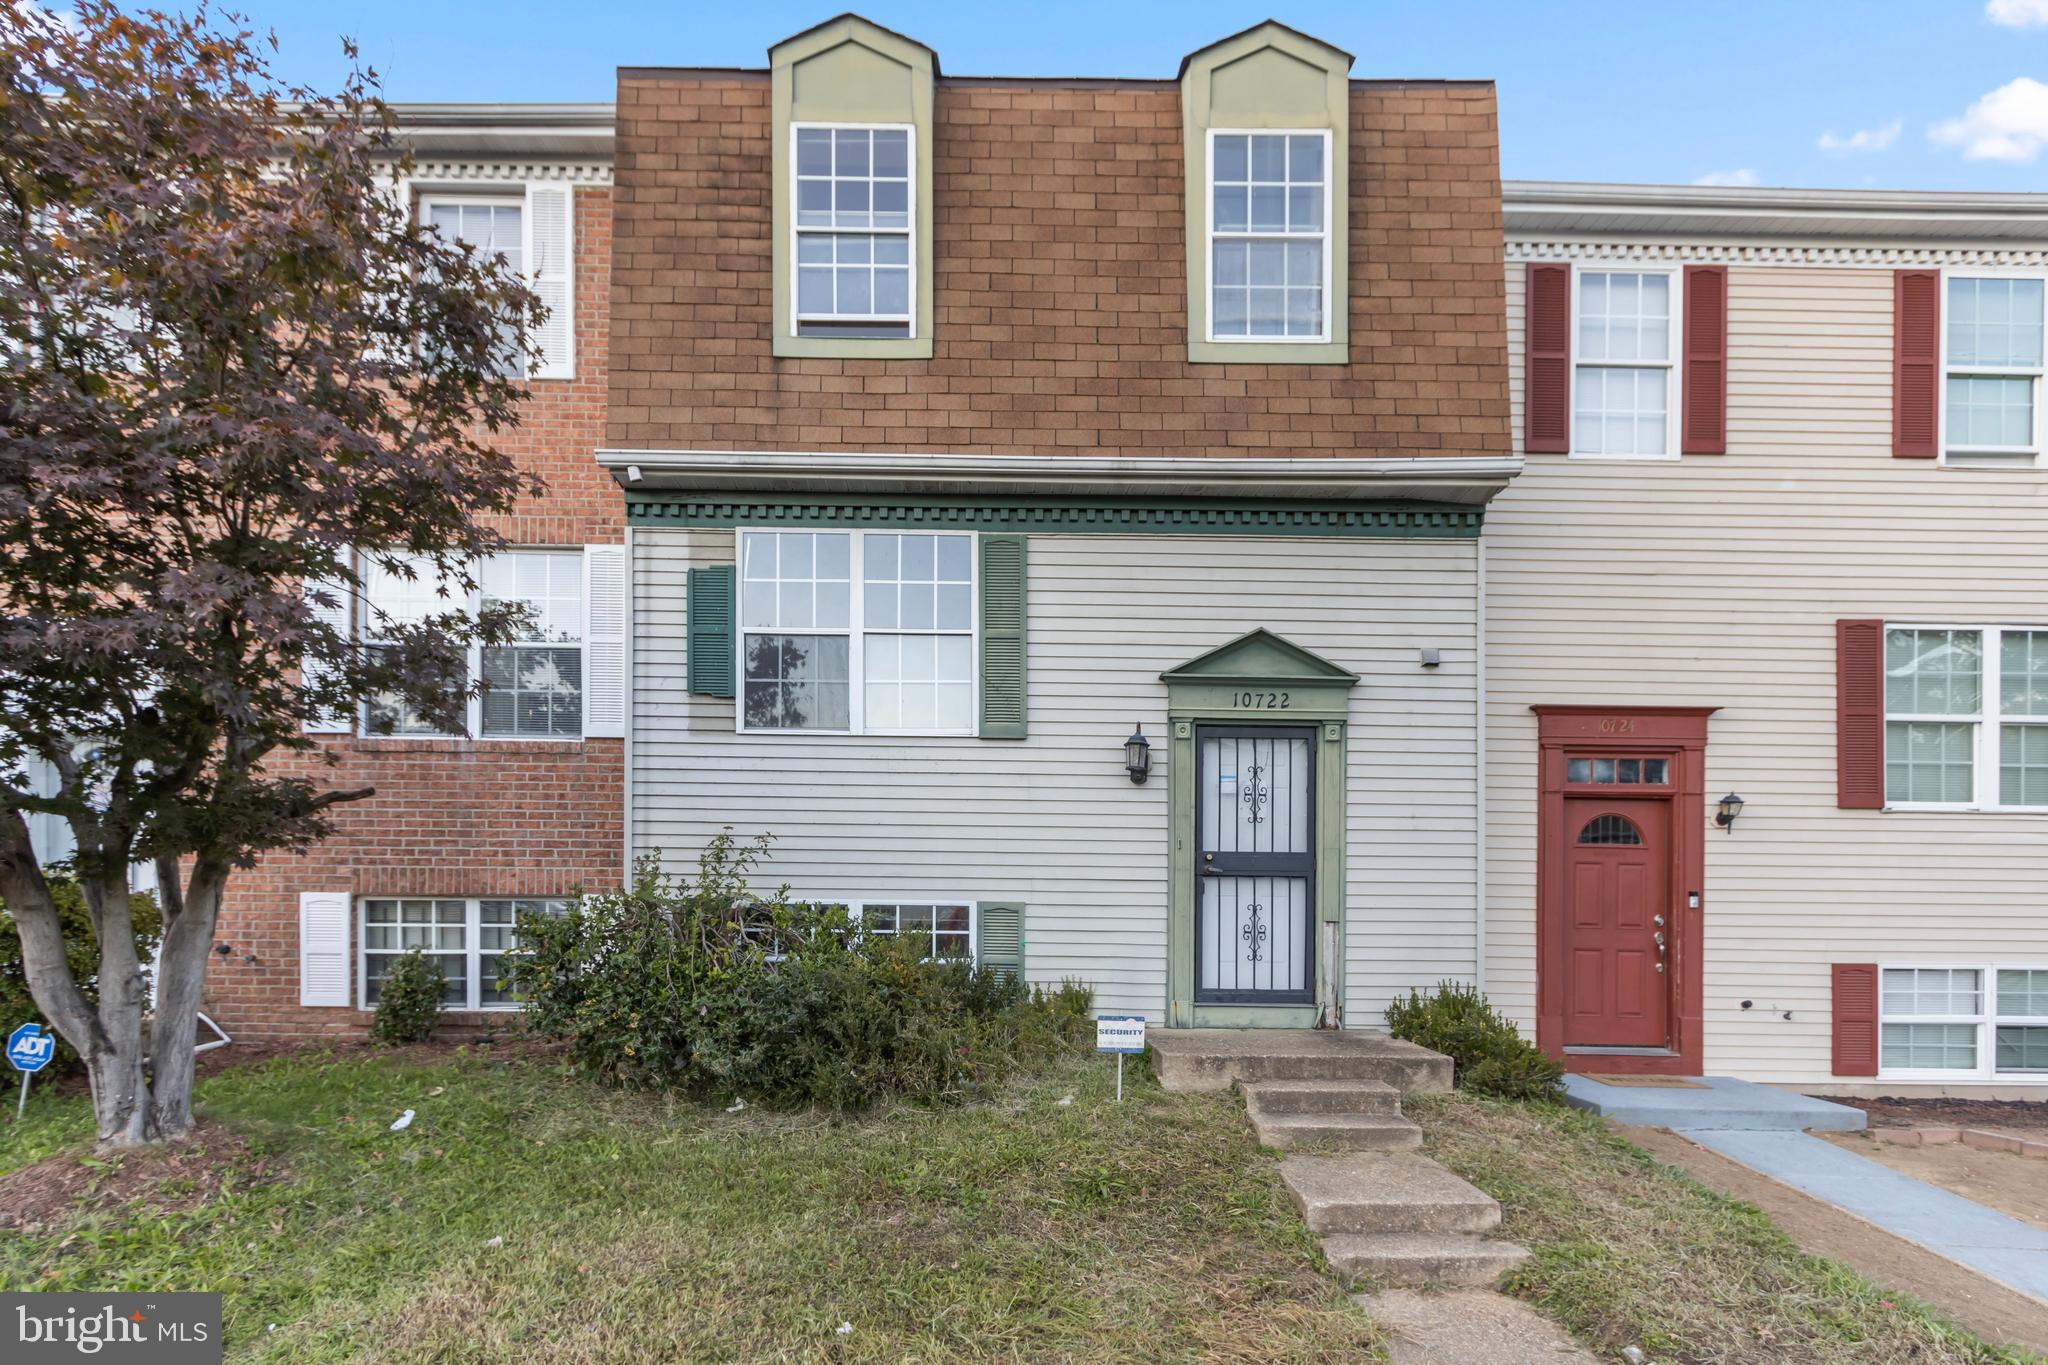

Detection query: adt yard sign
xmin=9 ymin=1022 xmax=53 ymax=1120
xmin=1095 ymin=1015 xmax=1145 ymax=1102
xmin=8 ymin=1023 xmax=52 ymax=1074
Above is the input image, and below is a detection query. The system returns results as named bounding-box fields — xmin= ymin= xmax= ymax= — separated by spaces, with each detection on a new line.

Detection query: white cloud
xmin=1692 ymin=169 xmax=1760 ymax=187
xmin=1988 ymin=0 xmax=2048 ymax=27
xmin=1817 ymin=119 xmax=1902 ymax=153
xmin=1932 ymin=77 xmax=2048 ymax=161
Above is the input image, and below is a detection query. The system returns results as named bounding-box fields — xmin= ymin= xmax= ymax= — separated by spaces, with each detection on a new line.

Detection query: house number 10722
xmin=1233 ymin=691 xmax=1290 ymax=709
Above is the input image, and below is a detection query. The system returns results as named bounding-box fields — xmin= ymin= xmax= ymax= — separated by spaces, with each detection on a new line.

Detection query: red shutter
xmin=1837 ymin=618 xmax=1884 ymax=810
xmin=1682 ymin=265 xmax=1727 ymax=454
xmin=1832 ymin=963 xmax=1880 ymax=1076
xmin=1525 ymin=263 xmax=1571 ymax=453
xmin=1893 ymin=269 xmax=1939 ymax=458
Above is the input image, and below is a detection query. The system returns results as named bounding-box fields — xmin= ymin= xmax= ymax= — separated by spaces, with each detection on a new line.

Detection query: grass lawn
xmin=1409 ymin=1091 xmax=2042 ymax=1365
xmin=0 ymin=1047 xmax=1380 ymax=1363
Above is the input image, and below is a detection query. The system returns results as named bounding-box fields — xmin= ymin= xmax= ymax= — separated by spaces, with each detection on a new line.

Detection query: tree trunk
xmin=83 ymin=871 xmax=156 ymax=1150
xmin=148 ymin=859 xmax=227 ymax=1140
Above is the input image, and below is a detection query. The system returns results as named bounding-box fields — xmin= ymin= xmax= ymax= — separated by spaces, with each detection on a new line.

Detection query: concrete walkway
xmin=1680 ymin=1128 xmax=2048 ymax=1306
xmin=1353 ymin=1289 xmax=1597 ymax=1364
xmin=1562 ymin=1074 xmax=1865 ymax=1131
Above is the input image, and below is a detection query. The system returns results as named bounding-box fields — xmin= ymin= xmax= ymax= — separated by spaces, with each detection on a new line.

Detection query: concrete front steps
xmin=1152 ymin=1029 xmax=1528 ymax=1289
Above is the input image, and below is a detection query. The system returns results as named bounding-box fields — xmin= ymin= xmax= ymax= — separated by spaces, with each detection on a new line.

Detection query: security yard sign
xmin=1095 ymin=1014 xmax=1146 ymax=1102
xmin=9 ymin=1021 xmax=54 ymax=1120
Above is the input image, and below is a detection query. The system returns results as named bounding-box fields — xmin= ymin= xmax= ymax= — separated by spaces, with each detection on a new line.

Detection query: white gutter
xmin=600 ymin=449 xmax=1525 ymax=505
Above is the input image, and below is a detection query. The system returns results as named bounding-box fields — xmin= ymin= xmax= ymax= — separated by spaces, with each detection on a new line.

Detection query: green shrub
xmin=0 ymin=876 xmax=161 ymax=1074
xmin=506 ymin=832 xmax=1094 ymax=1109
xmin=1384 ymin=980 xmax=1564 ymax=1101
xmin=370 ymin=947 xmax=446 ymax=1045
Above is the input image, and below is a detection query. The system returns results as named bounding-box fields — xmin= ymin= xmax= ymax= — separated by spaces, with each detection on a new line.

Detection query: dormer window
xmin=793 ymin=125 xmax=914 ymax=338
xmin=1208 ymin=131 xmax=1329 ymax=341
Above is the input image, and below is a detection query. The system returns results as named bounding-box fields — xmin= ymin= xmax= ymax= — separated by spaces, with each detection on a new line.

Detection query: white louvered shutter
xmin=523 ymin=183 xmax=574 ymax=379
xmin=583 ymin=544 xmax=626 ymax=738
xmin=302 ymin=545 xmax=354 ymax=734
xmin=299 ymin=891 xmax=352 ymax=1007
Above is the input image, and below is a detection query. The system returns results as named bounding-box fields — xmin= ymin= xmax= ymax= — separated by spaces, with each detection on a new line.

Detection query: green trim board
xmin=628 ymin=493 xmax=1481 ymax=538
xmin=1162 ymin=630 xmax=1356 ymax=1028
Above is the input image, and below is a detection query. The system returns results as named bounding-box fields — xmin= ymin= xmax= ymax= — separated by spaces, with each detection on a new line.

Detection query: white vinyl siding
xmin=1206 ymin=130 xmax=1331 ymax=343
xmin=1943 ymin=272 xmax=2043 ymax=466
xmin=1498 ymin=257 xmax=2048 ymax=1086
xmin=637 ymin=529 xmax=1481 ymax=1024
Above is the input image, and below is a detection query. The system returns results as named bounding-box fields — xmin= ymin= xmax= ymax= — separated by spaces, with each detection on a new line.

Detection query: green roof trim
xmin=626 ymin=493 xmax=1481 ymax=538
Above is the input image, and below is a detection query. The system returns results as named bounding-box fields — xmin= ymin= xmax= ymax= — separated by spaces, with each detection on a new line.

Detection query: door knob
xmin=1653 ymin=930 xmax=1666 ymax=951
xmin=1653 ymin=913 xmax=1665 ymax=927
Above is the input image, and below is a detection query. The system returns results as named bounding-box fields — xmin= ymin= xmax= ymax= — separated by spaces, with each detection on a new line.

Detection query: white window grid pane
xmin=1995 ymin=1024 xmax=2048 ymax=1072
xmin=1997 ymin=968 xmax=2048 ymax=1019
xmin=1948 ymin=277 xmax=2045 ymax=369
xmin=361 ymin=554 xmax=466 ymax=642
xmin=2001 ymin=630 xmax=2048 ymax=715
xmin=1881 ymin=967 xmax=1982 ymax=1017
xmin=427 ymin=200 xmax=523 ymax=276
xmin=1884 ymin=628 xmax=1982 ymax=716
xmin=740 ymin=532 xmax=852 ymax=631
xmin=794 ymin=126 xmax=911 ymax=323
xmin=1572 ymin=365 xmax=1669 ymax=456
xmin=796 ymin=231 xmax=911 ymax=322
xmin=1999 ymin=723 xmax=2048 ymax=806
xmin=860 ymin=533 xmax=974 ymax=733
xmin=1881 ymin=1022 xmax=1978 ymax=1071
xmin=362 ymin=897 xmax=569 ymax=1011
xmin=1886 ymin=720 xmax=1975 ymax=804
xmin=1210 ymin=131 xmax=1327 ymax=340
xmin=861 ymin=902 xmax=972 ymax=960
xmin=1579 ymin=271 xmax=1670 ymax=363
xmin=1946 ymin=375 xmax=2035 ymax=449
xmin=481 ymin=551 xmax=582 ymax=644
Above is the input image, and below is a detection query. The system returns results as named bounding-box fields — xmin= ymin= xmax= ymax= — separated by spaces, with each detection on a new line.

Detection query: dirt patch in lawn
xmin=1627 ymin=1126 xmax=2048 ymax=1360
xmin=1821 ymin=1129 xmax=2048 ymax=1232
xmin=1850 ymin=1096 xmax=2048 ymax=1140
xmin=0 ymin=1123 xmax=285 ymax=1234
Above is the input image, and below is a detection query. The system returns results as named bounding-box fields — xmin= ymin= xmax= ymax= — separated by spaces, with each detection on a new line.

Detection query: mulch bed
xmin=1844 ymin=1095 xmax=2048 ymax=1137
xmin=0 ymin=1122 xmax=285 ymax=1234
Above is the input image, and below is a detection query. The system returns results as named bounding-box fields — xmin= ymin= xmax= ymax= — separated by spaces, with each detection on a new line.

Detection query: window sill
xmin=1188 ymin=337 xmax=1347 ymax=366
xmin=331 ymin=736 xmax=592 ymax=755
xmin=1562 ymin=453 xmax=1683 ymax=464
xmin=773 ymin=332 xmax=931 ymax=360
xmin=1882 ymin=804 xmax=2048 ymax=815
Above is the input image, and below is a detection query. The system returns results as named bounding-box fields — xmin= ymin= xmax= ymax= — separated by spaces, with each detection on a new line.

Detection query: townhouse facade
xmin=197 ymin=17 xmax=2048 ymax=1099
xmin=1491 ymin=184 xmax=2048 ymax=1095
xmin=203 ymin=105 xmax=627 ymax=1036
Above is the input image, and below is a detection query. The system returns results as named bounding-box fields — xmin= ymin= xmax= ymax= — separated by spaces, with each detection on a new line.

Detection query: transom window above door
xmin=1207 ymin=131 xmax=1330 ymax=342
xmin=793 ymin=125 xmax=913 ymax=339
xmin=1565 ymin=756 xmax=1670 ymax=785
xmin=1573 ymin=270 xmax=1678 ymax=459
xmin=738 ymin=529 xmax=974 ymax=735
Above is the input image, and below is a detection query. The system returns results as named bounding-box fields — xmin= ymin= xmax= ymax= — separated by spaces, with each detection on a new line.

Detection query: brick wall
xmin=207 ymin=184 xmax=624 ymax=1040
xmin=608 ymin=76 xmax=1508 ymax=456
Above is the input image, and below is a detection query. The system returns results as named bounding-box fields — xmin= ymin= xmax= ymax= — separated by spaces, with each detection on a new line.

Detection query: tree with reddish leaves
xmin=0 ymin=2 xmax=548 ymax=1147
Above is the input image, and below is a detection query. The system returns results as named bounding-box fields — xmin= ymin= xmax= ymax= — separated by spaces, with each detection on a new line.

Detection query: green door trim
xmin=1163 ymin=629 xmax=1356 ymax=1029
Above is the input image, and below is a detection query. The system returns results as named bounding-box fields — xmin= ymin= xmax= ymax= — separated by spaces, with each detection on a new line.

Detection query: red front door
xmin=1561 ymin=797 xmax=1670 ymax=1048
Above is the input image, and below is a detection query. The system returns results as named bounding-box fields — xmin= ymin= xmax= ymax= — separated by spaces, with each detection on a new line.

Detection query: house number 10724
xmin=1233 ymin=691 xmax=1290 ymax=709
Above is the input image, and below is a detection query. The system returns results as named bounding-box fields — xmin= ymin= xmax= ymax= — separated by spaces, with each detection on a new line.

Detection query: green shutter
xmin=979 ymin=534 xmax=1027 ymax=738
xmin=977 ymin=901 xmax=1024 ymax=981
xmin=686 ymin=564 xmax=736 ymax=699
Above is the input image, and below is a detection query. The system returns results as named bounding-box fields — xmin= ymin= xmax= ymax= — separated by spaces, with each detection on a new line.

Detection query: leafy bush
xmin=0 ymin=876 xmax=162 ymax=1074
xmin=506 ymin=832 xmax=1093 ymax=1109
xmin=371 ymin=947 xmax=446 ymax=1045
xmin=1384 ymin=980 xmax=1564 ymax=1101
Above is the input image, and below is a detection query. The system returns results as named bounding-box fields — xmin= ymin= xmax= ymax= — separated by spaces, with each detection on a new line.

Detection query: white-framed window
xmin=1880 ymin=964 xmax=2048 ymax=1079
xmin=792 ymin=123 xmax=914 ymax=339
xmin=1572 ymin=267 xmax=1680 ymax=460
xmin=1206 ymin=130 xmax=1331 ymax=342
xmin=853 ymin=900 xmax=974 ymax=961
xmin=419 ymin=194 xmax=526 ymax=377
xmin=360 ymin=549 xmax=585 ymax=740
xmin=359 ymin=896 xmax=570 ymax=1011
xmin=1943 ymin=271 xmax=2045 ymax=467
xmin=738 ymin=529 xmax=975 ymax=735
xmin=1883 ymin=623 xmax=2048 ymax=809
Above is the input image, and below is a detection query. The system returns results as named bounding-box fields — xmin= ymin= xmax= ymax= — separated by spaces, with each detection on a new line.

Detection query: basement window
xmin=1879 ymin=964 xmax=2048 ymax=1079
xmin=359 ymin=897 xmax=570 ymax=1011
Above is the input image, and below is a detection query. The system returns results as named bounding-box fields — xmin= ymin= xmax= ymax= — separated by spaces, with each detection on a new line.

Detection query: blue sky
xmin=226 ymin=0 xmax=2048 ymax=191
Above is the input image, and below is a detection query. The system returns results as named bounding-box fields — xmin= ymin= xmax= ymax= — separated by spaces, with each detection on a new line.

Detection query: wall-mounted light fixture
xmin=1124 ymin=724 xmax=1151 ymax=785
xmin=1715 ymin=792 xmax=1746 ymax=831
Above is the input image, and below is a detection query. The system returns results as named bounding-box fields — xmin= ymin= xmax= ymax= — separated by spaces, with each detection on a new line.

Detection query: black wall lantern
xmin=1124 ymin=724 xmax=1151 ymax=784
xmin=1715 ymin=792 xmax=1745 ymax=831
